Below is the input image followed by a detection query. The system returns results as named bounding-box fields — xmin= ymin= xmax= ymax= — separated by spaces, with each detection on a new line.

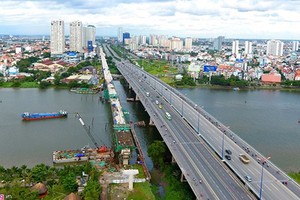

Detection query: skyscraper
xmin=213 ymin=36 xmax=224 ymax=51
xmin=185 ymin=37 xmax=192 ymax=50
xmin=139 ymin=35 xmax=147 ymax=45
xmin=123 ymin=32 xmax=130 ymax=45
xmin=267 ymin=40 xmax=284 ymax=56
xmin=244 ymin=41 xmax=252 ymax=55
xmin=292 ymin=41 xmax=299 ymax=51
xmin=232 ymin=40 xmax=239 ymax=56
xmin=85 ymin=25 xmax=96 ymax=52
xmin=69 ymin=21 xmax=82 ymax=53
xmin=50 ymin=20 xmax=65 ymax=55
xmin=118 ymin=27 xmax=123 ymax=43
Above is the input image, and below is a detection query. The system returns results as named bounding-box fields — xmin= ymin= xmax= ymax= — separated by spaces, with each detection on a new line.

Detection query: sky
xmin=1 ymin=0 xmax=300 ymax=39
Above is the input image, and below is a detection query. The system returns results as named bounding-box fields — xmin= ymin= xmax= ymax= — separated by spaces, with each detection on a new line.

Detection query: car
xmin=225 ymin=149 xmax=232 ymax=155
xmin=155 ymin=100 xmax=159 ymax=105
xmin=225 ymin=155 xmax=231 ymax=160
xmin=245 ymin=175 xmax=252 ymax=182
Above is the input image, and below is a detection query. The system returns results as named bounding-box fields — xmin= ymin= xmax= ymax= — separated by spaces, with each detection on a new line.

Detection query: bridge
xmin=102 ymin=45 xmax=300 ymax=200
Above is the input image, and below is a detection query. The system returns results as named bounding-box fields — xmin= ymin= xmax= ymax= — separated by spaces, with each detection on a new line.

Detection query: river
xmin=0 ymin=86 xmax=299 ymax=172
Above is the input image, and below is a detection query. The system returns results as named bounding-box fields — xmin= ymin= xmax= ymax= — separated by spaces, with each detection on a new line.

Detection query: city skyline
xmin=1 ymin=0 xmax=300 ymax=39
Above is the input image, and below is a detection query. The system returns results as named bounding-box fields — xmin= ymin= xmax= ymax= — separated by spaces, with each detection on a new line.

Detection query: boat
xmin=233 ymin=87 xmax=240 ymax=91
xmin=21 ymin=110 xmax=68 ymax=121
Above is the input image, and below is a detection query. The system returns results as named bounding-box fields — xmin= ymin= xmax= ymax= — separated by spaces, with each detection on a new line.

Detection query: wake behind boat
xmin=21 ymin=110 xmax=68 ymax=121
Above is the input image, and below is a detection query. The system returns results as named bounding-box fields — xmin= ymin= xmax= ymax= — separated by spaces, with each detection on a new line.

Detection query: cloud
xmin=0 ymin=0 xmax=300 ymax=39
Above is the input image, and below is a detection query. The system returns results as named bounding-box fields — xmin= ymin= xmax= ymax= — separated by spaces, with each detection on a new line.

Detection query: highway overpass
xmin=102 ymin=45 xmax=300 ymax=200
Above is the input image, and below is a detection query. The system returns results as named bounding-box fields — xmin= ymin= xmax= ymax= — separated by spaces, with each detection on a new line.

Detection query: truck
xmin=239 ymin=154 xmax=250 ymax=164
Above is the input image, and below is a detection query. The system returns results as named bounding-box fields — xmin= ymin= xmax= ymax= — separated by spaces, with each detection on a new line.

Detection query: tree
xmin=31 ymin=164 xmax=49 ymax=183
xmin=83 ymin=180 xmax=101 ymax=200
xmin=61 ymin=173 xmax=78 ymax=193
xmin=147 ymin=140 xmax=166 ymax=168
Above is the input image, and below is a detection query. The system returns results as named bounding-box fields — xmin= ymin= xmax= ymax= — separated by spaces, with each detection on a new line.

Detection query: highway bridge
xmin=102 ymin=45 xmax=300 ymax=200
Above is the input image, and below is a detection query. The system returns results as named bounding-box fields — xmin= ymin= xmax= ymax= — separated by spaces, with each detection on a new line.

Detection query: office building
xmin=292 ymin=41 xmax=299 ymax=51
xmin=185 ymin=37 xmax=192 ymax=50
xmin=213 ymin=36 xmax=224 ymax=51
xmin=232 ymin=40 xmax=239 ymax=55
xmin=85 ymin=25 xmax=96 ymax=52
xmin=123 ymin=32 xmax=130 ymax=45
xmin=267 ymin=40 xmax=284 ymax=56
xmin=50 ymin=20 xmax=65 ymax=55
xmin=244 ymin=41 xmax=252 ymax=55
xmin=69 ymin=21 xmax=83 ymax=53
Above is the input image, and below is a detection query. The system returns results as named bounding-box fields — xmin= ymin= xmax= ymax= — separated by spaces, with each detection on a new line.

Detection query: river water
xmin=0 ymin=86 xmax=299 ymax=172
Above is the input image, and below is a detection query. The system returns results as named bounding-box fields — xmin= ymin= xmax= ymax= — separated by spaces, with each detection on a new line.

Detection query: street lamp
xmin=259 ymin=156 xmax=271 ymax=200
xmin=221 ymin=131 xmax=225 ymax=160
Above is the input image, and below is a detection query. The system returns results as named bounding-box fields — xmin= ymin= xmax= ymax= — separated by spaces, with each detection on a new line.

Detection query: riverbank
xmin=173 ymin=83 xmax=300 ymax=92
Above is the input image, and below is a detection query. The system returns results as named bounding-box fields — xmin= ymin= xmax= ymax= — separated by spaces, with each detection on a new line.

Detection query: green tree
xmin=39 ymin=81 xmax=51 ymax=89
xmin=147 ymin=141 xmax=166 ymax=168
xmin=61 ymin=173 xmax=78 ymax=193
xmin=83 ymin=180 xmax=101 ymax=200
xmin=31 ymin=164 xmax=49 ymax=183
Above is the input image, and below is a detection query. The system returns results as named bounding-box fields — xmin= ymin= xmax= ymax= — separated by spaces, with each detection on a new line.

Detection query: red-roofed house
xmin=261 ymin=73 xmax=281 ymax=84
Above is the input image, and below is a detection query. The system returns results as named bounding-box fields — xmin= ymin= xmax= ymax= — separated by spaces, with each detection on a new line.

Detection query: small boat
xmin=21 ymin=110 xmax=68 ymax=121
xmin=233 ymin=87 xmax=240 ymax=91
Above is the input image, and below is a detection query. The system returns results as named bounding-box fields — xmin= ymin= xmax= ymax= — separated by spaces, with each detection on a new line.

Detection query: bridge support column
xmin=135 ymin=95 xmax=140 ymax=101
xmin=180 ymin=172 xmax=187 ymax=182
xmin=171 ymin=156 xmax=176 ymax=163
xmin=149 ymin=118 xmax=155 ymax=126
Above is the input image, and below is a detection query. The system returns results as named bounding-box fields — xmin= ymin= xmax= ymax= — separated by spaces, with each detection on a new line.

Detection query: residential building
xmin=50 ymin=20 xmax=65 ymax=55
xmin=267 ymin=40 xmax=284 ymax=56
xmin=69 ymin=21 xmax=83 ymax=53
xmin=244 ymin=41 xmax=252 ymax=55
xmin=232 ymin=40 xmax=239 ymax=56
xmin=185 ymin=37 xmax=192 ymax=50
xmin=171 ymin=37 xmax=183 ymax=50
xmin=292 ymin=41 xmax=299 ymax=51
xmin=139 ymin=35 xmax=147 ymax=45
xmin=213 ymin=36 xmax=224 ymax=51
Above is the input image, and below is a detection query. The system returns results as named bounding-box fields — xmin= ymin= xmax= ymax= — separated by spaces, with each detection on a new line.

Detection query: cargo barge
xmin=53 ymin=145 xmax=114 ymax=164
xmin=21 ymin=110 xmax=68 ymax=121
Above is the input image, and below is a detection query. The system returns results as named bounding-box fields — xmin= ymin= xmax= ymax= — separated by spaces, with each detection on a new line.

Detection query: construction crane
xmin=76 ymin=113 xmax=108 ymax=153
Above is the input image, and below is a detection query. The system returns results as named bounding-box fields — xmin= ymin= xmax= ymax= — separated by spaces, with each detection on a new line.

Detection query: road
xmin=103 ymin=44 xmax=300 ymax=200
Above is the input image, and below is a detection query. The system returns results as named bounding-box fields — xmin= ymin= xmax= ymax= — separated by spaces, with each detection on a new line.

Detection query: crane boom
xmin=76 ymin=113 xmax=100 ymax=148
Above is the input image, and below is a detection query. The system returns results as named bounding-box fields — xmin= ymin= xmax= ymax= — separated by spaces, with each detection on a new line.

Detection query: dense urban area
xmin=1 ymin=19 xmax=300 ymax=200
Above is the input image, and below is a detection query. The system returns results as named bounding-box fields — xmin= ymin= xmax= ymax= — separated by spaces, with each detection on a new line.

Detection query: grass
xmin=127 ymin=182 xmax=155 ymax=200
xmin=0 ymin=81 xmax=39 ymax=88
xmin=159 ymin=76 xmax=175 ymax=85
xmin=288 ymin=172 xmax=300 ymax=184
xmin=137 ymin=59 xmax=178 ymax=75
xmin=126 ymin=164 xmax=146 ymax=179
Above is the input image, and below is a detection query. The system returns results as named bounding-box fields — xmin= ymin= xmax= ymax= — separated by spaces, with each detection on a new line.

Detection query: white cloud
xmin=0 ymin=0 xmax=300 ymax=39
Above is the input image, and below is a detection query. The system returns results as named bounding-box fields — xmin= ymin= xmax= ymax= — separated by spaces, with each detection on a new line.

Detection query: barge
xmin=21 ymin=110 xmax=68 ymax=121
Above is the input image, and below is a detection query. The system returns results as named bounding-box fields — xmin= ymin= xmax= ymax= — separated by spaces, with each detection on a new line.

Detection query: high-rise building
xmin=232 ymin=40 xmax=239 ymax=55
xmin=118 ymin=27 xmax=123 ymax=43
xmin=244 ymin=41 xmax=253 ymax=55
xmin=149 ymin=34 xmax=158 ymax=46
xmin=50 ymin=20 xmax=65 ymax=55
xmin=185 ymin=37 xmax=192 ymax=50
xmin=69 ymin=21 xmax=83 ymax=53
xmin=267 ymin=40 xmax=284 ymax=56
xmin=123 ymin=32 xmax=130 ymax=45
xmin=158 ymin=35 xmax=168 ymax=47
xmin=171 ymin=37 xmax=183 ymax=50
xmin=139 ymin=35 xmax=147 ymax=45
xmin=292 ymin=41 xmax=299 ymax=51
xmin=213 ymin=36 xmax=224 ymax=51
xmin=85 ymin=25 xmax=96 ymax=51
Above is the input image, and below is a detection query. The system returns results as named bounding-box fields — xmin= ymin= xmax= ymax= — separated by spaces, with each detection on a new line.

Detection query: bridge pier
xmin=180 ymin=172 xmax=187 ymax=182
xmin=135 ymin=95 xmax=140 ymax=101
xmin=171 ymin=156 xmax=176 ymax=163
xmin=149 ymin=118 xmax=155 ymax=126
